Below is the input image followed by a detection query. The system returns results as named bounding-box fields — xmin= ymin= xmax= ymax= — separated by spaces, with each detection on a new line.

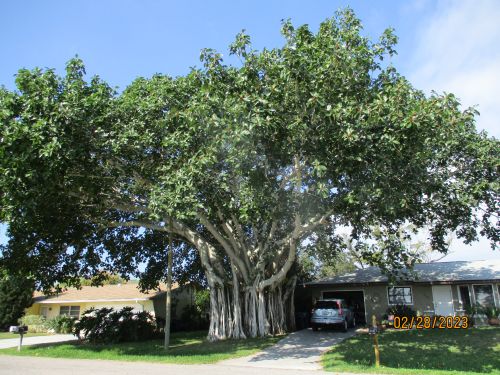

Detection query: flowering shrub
xmin=73 ymin=307 xmax=157 ymax=343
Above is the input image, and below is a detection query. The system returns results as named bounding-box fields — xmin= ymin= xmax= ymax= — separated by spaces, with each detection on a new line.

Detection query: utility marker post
xmin=371 ymin=315 xmax=380 ymax=367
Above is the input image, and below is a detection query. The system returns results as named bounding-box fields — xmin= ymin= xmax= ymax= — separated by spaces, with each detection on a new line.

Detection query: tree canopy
xmin=0 ymin=9 xmax=498 ymax=340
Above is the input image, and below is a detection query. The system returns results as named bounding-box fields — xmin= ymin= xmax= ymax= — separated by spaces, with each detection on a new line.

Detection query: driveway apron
xmin=219 ymin=328 xmax=356 ymax=370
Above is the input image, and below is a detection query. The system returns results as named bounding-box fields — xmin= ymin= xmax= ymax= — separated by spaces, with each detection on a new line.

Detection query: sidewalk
xmin=0 ymin=334 xmax=76 ymax=349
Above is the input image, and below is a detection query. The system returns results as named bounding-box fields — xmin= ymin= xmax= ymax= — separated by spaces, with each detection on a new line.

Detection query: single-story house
xmin=26 ymin=282 xmax=195 ymax=321
xmin=302 ymin=259 xmax=500 ymax=324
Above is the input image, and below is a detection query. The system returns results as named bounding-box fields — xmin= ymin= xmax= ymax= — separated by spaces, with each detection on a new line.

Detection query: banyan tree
xmin=0 ymin=10 xmax=498 ymax=340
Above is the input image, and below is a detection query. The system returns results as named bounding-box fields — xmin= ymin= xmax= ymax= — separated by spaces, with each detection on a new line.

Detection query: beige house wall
xmin=310 ymin=284 xmax=432 ymax=320
xmin=153 ymin=286 xmax=195 ymax=320
xmin=25 ymin=304 xmax=40 ymax=316
xmin=412 ymin=285 xmax=434 ymax=313
xmin=26 ymin=285 xmax=196 ymax=321
xmin=309 ymin=282 xmax=500 ymax=321
xmin=26 ymin=300 xmax=156 ymax=320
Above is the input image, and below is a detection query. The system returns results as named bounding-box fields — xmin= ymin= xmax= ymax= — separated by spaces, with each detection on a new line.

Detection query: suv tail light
xmin=337 ymin=301 xmax=343 ymax=316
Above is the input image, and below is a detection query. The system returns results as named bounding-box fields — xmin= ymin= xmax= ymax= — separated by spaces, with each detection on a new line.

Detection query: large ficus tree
xmin=0 ymin=10 xmax=498 ymax=340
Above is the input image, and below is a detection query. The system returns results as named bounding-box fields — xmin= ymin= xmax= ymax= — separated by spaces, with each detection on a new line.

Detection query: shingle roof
xmin=305 ymin=259 xmax=500 ymax=286
xmin=33 ymin=282 xmax=175 ymax=304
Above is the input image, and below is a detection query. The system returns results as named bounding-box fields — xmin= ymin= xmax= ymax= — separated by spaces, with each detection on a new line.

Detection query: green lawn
xmin=323 ymin=327 xmax=500 ymax=375
xmin=0 ymin=330 xmax=284 ymax=364
xmin=0 ymin=332 xmax=52 ymax=340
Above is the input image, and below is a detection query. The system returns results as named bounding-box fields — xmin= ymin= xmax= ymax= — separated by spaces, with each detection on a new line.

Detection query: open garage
xmin=322 ymin=290 xmax=366 ymax=325
xmin=294 ymin=284 xmax=367 ymax=327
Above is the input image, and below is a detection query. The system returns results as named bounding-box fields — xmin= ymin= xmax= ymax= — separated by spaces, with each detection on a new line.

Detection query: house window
xmin=458 ymin=286 xmax=472 ymax=309
xmin=473 ymin=285 xmax=495 ymax=308
xmin=387 ymin=287 xmax=413 ymax=305
xmin=40 ymin=306 xmax=49 ymax=318
xmin=59 ymin=306 xmax=80 ymax=318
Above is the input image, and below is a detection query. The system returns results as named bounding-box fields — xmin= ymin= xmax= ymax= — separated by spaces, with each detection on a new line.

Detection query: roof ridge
xmin=415 ymin=260 xmax=482 ymax=265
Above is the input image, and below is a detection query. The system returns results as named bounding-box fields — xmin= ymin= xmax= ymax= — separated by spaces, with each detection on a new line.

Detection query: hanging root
xmin=207 ymin=278 xmax=295 ymax=341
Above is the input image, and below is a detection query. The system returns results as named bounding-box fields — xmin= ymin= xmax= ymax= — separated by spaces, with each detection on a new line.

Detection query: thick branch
xmin=197 ymin=211 xmax=250 ymax=282
xmin=107 ymin=218 xmax=224 ymax=285
xmin=260 ymin=209 xmax=334 ymax=290
xmin=216 ymin=211 xmax=252 ymax=273
xmin=258 ymin=233 xmax=298 ymax=290
xmin=230 ymin=213 xmax=250 ymax=254
xmin=263 ymin=220 xmax=277 ymax=252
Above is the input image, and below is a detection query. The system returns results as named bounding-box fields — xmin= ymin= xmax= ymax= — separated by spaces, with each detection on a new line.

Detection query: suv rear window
xmin=314 ymin=301 xmax=341 ymax=309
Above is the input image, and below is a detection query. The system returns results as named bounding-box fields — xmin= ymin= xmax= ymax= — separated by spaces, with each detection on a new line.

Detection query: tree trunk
xmin=231 ymin=265 xmax=246 ymax=339
xmin=205 ymin=275 xmax=296 ymax=341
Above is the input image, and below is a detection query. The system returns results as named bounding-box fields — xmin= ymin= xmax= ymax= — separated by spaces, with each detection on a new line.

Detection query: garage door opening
xmin=322 ymin=290 xmax=366 ymax=325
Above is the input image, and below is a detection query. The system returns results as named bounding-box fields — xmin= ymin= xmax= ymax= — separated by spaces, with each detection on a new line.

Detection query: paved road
xmin=0 ymin=329 xmax=364 ymax=374
xmin=0 ymin=334 xmax=76 ymax=349
xmin=0 ymin=355 xmax=379 ymax=375
xmin=220 ymin=328 xmax=356 ymax=370
xmin=0 ymin=356 xmax=317 ymax=375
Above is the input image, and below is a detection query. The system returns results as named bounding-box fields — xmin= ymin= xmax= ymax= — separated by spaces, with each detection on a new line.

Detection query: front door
xmin=432 ymin=285 xmax=454 ymax=316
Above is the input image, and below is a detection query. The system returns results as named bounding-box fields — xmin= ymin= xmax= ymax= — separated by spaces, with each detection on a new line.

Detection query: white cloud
xmin=430 ymin=236 xmax=500 ymax=261
xmin=407 ymin=0 xmax=500 ymax=261
xmin=408 ymin=0 xmax=500 ymax=137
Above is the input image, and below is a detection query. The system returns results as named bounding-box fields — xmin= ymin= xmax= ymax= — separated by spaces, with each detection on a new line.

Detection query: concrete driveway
xmin=219 ymin=328 xmax=356 ymax=370
xmin=0 ymin=334 xmax=76 ymax=349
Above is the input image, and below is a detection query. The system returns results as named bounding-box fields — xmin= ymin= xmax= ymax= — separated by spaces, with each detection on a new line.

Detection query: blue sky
xmin=1 ymin=0 xmax=499 ymax=261
xmin=0 ymin=0 xmax=426 ymax=90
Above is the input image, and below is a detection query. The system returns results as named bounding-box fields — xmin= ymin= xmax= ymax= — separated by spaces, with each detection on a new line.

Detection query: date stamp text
xmin=393 ymin=316 xmax=469 ymax=329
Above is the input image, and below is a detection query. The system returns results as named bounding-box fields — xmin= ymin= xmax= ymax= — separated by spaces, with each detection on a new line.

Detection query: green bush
xmin=19 ymin=314 xmax=48 ymax=333
xmin=46 ymin=315 xmax=75 ymax=334
xmin=386 ymin=304 xmax=416 ymax=318
xmin=74 ymin=307 xmax=157 ymax=343
xmin=19 ymin=315 xmax=45 ymax=325
xmin=179 ymin=305 xmax=209 ymax=331
xmin=194 ymin=289 xmax=210 ymax=314
xmin=465 ymin=304 xmax=480 ymax=318
xmin=482 ymin=306 xmax=500 ymax=320
xmin=178 ymin=290 xmax=209 ymax=331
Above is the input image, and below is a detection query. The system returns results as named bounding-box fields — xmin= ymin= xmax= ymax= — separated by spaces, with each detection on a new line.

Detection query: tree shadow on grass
xmin=325 ymin=327 xmax=500 ymax=373
xmin=18 ymin=331 xmax=282 ymax=361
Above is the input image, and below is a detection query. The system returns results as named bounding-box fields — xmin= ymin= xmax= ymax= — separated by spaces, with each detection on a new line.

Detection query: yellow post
xmin=372 ymin=315 xmax=380 ymax=368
